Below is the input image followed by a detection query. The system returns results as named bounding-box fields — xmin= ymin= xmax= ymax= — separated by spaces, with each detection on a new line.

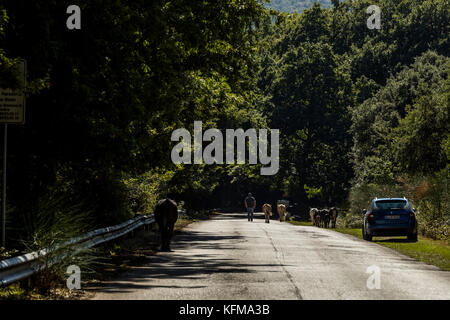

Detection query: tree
xmin=259 ymin=10 xmax=351 ymax=207
xmin=351 ymin=51 xmax=449 ymax=185
xmin=0 ymin=0 xmax=268 ymax=246
xmin=393 ymin=63 xmax=449 ymax=175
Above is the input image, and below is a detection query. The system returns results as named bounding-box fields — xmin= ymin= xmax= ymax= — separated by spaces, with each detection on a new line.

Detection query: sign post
xmin=0 ymin=60 xmax=26 ymax=248
xmin=2 ymin=124 xmax=6 ymax=248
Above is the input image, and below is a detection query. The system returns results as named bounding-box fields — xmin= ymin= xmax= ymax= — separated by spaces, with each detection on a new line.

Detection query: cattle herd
xmin=262 ymin=203 xmax=287 ymax=223
xmin=262 ymin=204 xmax=338 ymax=228
xmin=154 ymin=198 xmax=339 ymax=252
xmin=309 ymin=207 xmax=338 ymax=228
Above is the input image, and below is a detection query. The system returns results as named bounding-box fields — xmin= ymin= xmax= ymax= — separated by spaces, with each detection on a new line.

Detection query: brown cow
xmin=262 ymin=203 xmax=272 ymax=223
xmin=309 ymin=208 xmax=319 ymax=226
xmin=277 ymin=204 xmax=287 ymax=222
xmin=329 ymin=207 xmax=338 ymax=228
xmin=154 ymin=198 xmax=178 ymax=251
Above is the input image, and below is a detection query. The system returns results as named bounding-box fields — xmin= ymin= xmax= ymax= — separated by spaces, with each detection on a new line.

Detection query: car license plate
xmin=385 ymin=215 xmax=400 ymax=219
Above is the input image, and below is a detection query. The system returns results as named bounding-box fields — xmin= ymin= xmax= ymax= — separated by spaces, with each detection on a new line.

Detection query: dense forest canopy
xmin=0 ymin=0 xmax=448 ymax=249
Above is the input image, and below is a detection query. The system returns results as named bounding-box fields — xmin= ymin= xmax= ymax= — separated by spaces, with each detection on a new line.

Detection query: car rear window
xmin=374 ymin=200 xmax=408 ymax=210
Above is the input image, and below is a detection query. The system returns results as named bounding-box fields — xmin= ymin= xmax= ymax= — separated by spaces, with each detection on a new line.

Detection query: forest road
xmin=88 ymin=212 xmax=450 ymax=300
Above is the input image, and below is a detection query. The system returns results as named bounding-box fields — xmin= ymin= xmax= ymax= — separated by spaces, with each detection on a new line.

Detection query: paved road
xmin=89 ymin=212 xmax=450 ymax=300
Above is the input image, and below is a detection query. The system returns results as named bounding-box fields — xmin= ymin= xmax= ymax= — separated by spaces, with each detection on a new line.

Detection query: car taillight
xmin=409 ymin=212 xmax=416 ymax=221
xmin=368 ymin=213 xmax=375 ymax=221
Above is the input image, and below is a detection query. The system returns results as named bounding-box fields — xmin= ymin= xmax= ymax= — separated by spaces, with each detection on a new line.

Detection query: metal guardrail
xmin=0 ymin=214 xmax=156 ymax=287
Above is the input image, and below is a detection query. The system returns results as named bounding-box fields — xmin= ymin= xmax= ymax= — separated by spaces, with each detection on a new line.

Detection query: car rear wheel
xmin=407 ymin=233 xmax=418 ymax=242
xmin=363 ymin=223 xmax=372 ymax=241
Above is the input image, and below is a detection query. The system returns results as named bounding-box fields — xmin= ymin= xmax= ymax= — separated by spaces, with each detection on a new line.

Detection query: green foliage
xmin=258 ymin=0 xmax=449 ymax=218
xmin=304 ymin=184 xmax=322 ymax=199
xmin=352 ymin=51 xmax=450 ymax=185
xmin=0 ymin=247 xmax=18 ymax=259
xmin=337 ymin=212 xmax=363 ymax=229
xmin=1 ymin=0 xmax=268 ymax=248
xmin=259 ymin=6 xmax=354 ymax=210
xmin=0 ymin=0 xmax=448 ymax=271
xmin=17 ymin=194 xmax=97 ymax=294
xmin=0 ymin=8 xmax=20 ymax=88
xmin=393 ymin=65 xmax=450 ymax=175
xmin=123 ymin=169 xmax=175 ymax=215
xmin=346 ymin=0 xmax=450 ymax=84
xmin=349 ymin=182 xmax=404 ymax=216
xmin=405 ymin=170 xmax=449 ymax=240
xmin=0 ymin=283 xmax=29 ymax=300
xmin=417 ymin=201 xmax=450 ymax=240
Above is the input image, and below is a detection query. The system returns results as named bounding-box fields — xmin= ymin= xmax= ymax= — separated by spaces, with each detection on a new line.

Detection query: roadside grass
xmin=334 ymin=227 xmax=450 ymax=271
xmin=289 ymin=220 xmax=450 ymax=271
xmin=334 ymin=228 xmax=362 ymax=239
xmin=288 ymin=220 xmax=313 ymax=227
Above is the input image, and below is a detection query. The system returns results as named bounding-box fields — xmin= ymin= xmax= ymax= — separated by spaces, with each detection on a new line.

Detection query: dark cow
xmin=315 ymin=210 xmax=322 ymax=227
xmin=316 ymin=209 xmax=323 ymax=227
xmin=317 ymin=209 xmax=330 ymax=228
xmin=154 ymin=198 xmax=178 ymax=251
xmin=322 ymin=209 xmax=330 ymax=228
xmin=329 ymin=207 xmax=338 ymax=228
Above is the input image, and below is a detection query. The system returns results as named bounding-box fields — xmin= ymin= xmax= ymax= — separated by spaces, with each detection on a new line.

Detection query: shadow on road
xmin=87 ymin=215 xmax=281 ymax=294
xmin=214 ymin=212 xmax=266 ymax=220
xmin=374 ymin=238 xmax=418 ymax=243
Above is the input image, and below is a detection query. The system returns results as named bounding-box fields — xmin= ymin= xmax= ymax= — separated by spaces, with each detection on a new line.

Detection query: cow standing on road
xmin=315 ymin=210 xmax=321 ymax=226
xmin=329 ymin=207 xmax=338 ymax=228
xmin=277 ymin=204 xmax=287 ymax=222
xmin=154 ymin=198 xmax=178 ymax=251
xmin=322 ymin=209 xmax=330 ymax=228
xmin=262 ymin=204 xmax=272 ymax=223
xmin=309 ymin=208 xmax=319 ymax=226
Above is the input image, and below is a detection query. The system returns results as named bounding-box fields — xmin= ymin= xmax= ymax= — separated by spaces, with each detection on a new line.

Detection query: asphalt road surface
xmin=89 ymin=212 xmax=450 ymax=300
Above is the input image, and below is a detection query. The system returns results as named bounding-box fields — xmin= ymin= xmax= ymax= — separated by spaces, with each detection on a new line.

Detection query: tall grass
xmin=7 ymin=194 xmax=97 ymax=294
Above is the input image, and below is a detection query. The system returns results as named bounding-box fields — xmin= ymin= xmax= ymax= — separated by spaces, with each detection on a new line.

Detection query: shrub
xmin=123 ymin=169 xmax=175 ymax=216
xmin=349 ymin=182 xmax=404 ymax=216
xmin=416 ymin=200 xmax=449 ymax=241
xmin=336 ymin=211 xmax=363 ymax=229
xmin=19 ymin=194 xmax=97 ymax=294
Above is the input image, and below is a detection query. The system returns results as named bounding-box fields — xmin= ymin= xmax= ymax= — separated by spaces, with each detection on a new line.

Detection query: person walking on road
xmin=244 ymin=193 xmax=256 ymax=222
